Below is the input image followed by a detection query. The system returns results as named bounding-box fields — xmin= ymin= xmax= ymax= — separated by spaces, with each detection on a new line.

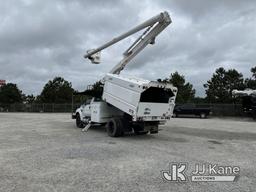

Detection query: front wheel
xmin=200 ymin=113 xmax=207 ymax=118
xmin=76 ymin=114 xmax=85 ymax=128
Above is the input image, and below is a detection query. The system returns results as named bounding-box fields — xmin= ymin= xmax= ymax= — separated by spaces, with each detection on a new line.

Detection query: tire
xmin=133 ymin=124 xmax=148 ymax=135
xmin=76 ymin=114 xmax=85 ymax=128
xmin=172 ymin=113 xmax=177 ymax=118
xmin=200 ymin=113 xmax=206 ymax=118
xmin=106 ymin=118 xmax=124 ymax=137
xmin=252 ymin=111 xmax=256 ymax=120
xmin=150 ymin=130 xmax=158 ymax=134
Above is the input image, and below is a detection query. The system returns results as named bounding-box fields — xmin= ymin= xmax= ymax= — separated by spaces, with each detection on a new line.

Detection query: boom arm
xmin=84 ymin=11 xmax=171 ymax=75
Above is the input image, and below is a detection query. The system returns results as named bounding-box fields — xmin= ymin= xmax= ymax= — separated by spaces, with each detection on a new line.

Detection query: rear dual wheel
xmin=133 ymin=124 xmax=148 ymax=135
xmin=106 ymin=118 xmax=124 ymax=137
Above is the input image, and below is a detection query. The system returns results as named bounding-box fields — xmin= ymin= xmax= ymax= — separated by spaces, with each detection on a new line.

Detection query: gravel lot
xmin=0 ymin=113 xmax=255 ymax=192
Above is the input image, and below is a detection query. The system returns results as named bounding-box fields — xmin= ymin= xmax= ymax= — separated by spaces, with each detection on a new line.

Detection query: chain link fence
xmin=198 ymin=103 xmax=244 ymax=117
xmin=0 ymin=103 xmax=245 ymax=117
xmin=0 ymin=103 xmax=80 ymax=113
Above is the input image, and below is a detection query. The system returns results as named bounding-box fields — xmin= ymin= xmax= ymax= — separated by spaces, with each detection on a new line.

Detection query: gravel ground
xmin=0 ymin=113 xmax=255 ymax=192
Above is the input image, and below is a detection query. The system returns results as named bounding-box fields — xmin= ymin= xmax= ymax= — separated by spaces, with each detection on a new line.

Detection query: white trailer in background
xmin=73 ymin=11 xmax=177 ymax=137
xmin=232 ymin=89 xmax=256 ymax=97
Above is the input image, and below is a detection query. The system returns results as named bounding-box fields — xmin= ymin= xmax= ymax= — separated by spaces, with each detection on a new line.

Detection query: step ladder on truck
xmin=72 ymin=11 xmax=178 ymax=137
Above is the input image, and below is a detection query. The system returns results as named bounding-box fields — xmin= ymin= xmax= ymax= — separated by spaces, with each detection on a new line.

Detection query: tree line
xmin=0 ymin=66 xmax=255 ymax=105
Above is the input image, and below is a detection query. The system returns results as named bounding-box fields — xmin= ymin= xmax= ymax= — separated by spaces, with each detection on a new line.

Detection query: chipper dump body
xmin=103 ymin=74 xmax=177 ymax=121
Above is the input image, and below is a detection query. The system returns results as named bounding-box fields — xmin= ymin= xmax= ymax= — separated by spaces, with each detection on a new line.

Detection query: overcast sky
xmin=0 ymin=0 xmax=255 ymax=96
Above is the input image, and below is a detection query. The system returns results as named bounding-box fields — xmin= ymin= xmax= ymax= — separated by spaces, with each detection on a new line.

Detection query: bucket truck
xmin=72 ymin=11 xmax=178 ymax=136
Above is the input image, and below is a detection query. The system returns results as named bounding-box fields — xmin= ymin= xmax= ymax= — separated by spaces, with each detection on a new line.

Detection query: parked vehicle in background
xmin=173 ymin=104 xmax=211 ymax=118
xmin=232 ymin=89 xmax=256 ymax=120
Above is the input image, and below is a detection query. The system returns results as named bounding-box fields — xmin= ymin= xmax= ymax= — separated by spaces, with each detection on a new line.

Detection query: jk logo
xmin=162 ymin=163 xmax=187 ymax=182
